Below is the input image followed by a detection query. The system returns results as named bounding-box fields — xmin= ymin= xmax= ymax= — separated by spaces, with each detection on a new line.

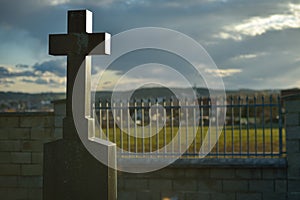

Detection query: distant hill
xmin=94 ymin=87 xmax=281 ymax=102
xmin=0 ymin=88 xmax=283 ymax=112
xmin=0 ymin=92 xmax=65 ymax=112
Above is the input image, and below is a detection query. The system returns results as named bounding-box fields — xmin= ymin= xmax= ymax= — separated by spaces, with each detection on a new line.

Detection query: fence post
xmin=285 ymin=94 xmax=300 ymax=199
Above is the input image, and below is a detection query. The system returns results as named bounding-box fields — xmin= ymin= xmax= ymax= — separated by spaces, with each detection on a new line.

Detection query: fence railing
xmin=94 ymin=95 xmax=285 ymax=158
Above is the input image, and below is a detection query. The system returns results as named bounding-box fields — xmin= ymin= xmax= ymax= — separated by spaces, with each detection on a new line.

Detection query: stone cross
xmin=49 ymin=9 xmax=110 ymax=139
xmin=44 ymin=10 xmax=116 ymax=200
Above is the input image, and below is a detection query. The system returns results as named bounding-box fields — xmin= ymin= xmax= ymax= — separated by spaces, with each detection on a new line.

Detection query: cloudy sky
xmin=0 ymin=0 xmax=299 ymax=93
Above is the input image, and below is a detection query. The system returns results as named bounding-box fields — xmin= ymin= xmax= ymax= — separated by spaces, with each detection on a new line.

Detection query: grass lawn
xmin=95 ymin=125 xmax=286 ymax=158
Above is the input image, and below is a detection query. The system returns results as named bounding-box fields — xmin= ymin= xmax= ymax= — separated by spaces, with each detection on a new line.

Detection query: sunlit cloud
xmin=230 ymin=52 xmax=268 ymax=61
xmin=215 ymin=3 xmax=300 ymax=41
xmin=47 ymin=0 xmax=70 ymax=6
xmin=205 ymin=68 xmax=242 ymax=77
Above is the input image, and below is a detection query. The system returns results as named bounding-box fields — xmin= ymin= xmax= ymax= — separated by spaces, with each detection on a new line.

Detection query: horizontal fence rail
xmin=94 ymin=95 xmax=285 ymax=159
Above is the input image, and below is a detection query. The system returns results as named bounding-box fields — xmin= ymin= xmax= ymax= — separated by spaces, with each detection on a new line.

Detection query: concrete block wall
xmin=117 ymin=163 xmax=287 ymax=200
xmin=1 ymin=97 xmax=300 ymax=200
xmin=0 ymin=113 xmax=55 ymax=200
xmin=285 ymin=95 xmax=300 ymax=200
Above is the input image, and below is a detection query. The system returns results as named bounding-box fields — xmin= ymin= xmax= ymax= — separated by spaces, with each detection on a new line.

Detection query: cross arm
xmin=49 ymin=32 xmax=111 ymax=56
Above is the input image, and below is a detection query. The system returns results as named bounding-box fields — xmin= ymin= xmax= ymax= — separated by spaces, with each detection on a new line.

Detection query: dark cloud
xmin=0 ymin=66 xmax=9 ymax=75
xmin=0 ymin=79 xmax=14 ymax=86
xmin=0 ymin=0 xmax=299 ymax=90
xmin=15 ymin=64 xmax=29 ymax=68
xmin=22 ymin=77 xmax=63 ymax=86
xmin=33 ymin=59 xmax=66 ymax=77
xmin=21 ymin=79 xmax=35 ymax=84
xmin=0 ymin=66 xmax=36 ymax=78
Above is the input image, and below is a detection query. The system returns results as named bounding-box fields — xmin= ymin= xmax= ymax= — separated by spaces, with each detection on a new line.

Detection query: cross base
xmin=43 ymin=138 xmax=116 ymax=200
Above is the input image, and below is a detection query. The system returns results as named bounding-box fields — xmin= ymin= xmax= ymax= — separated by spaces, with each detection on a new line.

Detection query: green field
xmin=96 ymin=126 xmax=286 ymax=158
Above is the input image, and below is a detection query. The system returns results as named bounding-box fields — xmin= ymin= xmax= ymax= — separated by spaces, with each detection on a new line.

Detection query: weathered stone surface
xmin=286 ymin=126 xmax=300 ymax=139
xmin=262 ymin=168 xmax=287 ymax=179
xmin=288 ymin=180 xmax=300 ymax=192
xmin=285 ymin=100 xmax=300 ymax=113
xmin=31 ymin=152 xmax=43 ymax=164
xmin=0 ymin=152 xmax=10 ymax=163
xmin=236 ymin=192 xmax=262 ymax=200
xmin=149 ymin=179 xmax=171 ymax=191
xmin=223 ymin=180 xmax=248 ymax=192
xmin=22 ymin=141 xmax=44 ymax=152
xmin=160 ymin=191 xmax=184 ymax=200
xmin=173 ymin=179 xmax=197 ymax=191
xmin=136 ymin=190 xmax=160 ymax=200
xmin=197 ymin=179 xmax=222 ymax=192
xmin=275 ymin=180 xmax=287 ymax=192
xmin=118 ymin=191 xmax=136 ymax=200
xmin=44 ymin=139 xmax=116 ymax=200
xmin=7 ymin=128 xmax=30 ymax=139
xmin=0 ymin=141 xmax=21 ymax=151
xmin=287 ymin=166 xmax=300 ymax=179
xmin=124 ymin=179 xmax=148 ymax=190
xmin=185 ymin=168 xmax=210 ymax=178
xmin=0 ymin=176 xmax=18 ymax=187
xmin=30 ymin=127 xmax=53 ymax=139
xmin=210 ymin=168 xmax=235 ymax=179
xmin=11 ymin=152 xmax=31 ymax=164
xmin=0 ymin=116 xmax=19 ymax=127
xmin=210 ymin=192 xmax=235 ymax=200
xmin=286 ymin=113 xmax=300 ymax=126
xmin=288 ymin=192 xmax=300 ymax=200
xmin=249 ymin=180 xmax=274 ymax=192
xmin=185 ymin=192 xmax=210 ymax=200
xmin=285 ymin=97 xmax=300 ymax=199
xmin=21 ymin=164 xmax=42 ymax=176
xmin=263 ymin=192 xmax=286 ymax=200
xmin=0 ymin=164 xmax=21 ymax=175
xmin=20 ymin=115 xmax=53 ymax=128
xmin=19 ymin=176 xmax=43 ymax=188
xmin=0 ymin=188 xmax=27 ymax=200
xmin=235 ymin=168 xmax=262 ymax=179
xmin=286 ymin=140 xmax=300 ymax=153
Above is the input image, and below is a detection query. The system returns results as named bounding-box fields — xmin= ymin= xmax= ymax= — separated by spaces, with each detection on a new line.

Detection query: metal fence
xmin=94 ymin=95 xmax=285 ymax=158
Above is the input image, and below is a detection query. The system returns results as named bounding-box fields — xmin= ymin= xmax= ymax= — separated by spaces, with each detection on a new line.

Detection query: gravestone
xmin=43 ymin=10 xmax=117 ymax=200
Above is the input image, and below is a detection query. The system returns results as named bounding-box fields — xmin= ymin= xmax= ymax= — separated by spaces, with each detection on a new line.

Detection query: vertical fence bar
xmin=120 ymin=101 xmax=123 ymax=154
xmin=238 ymin=96 xmax=242 ymax=157
xmin=113 ymin=101 xmax=116 ymax=143
xmin=262 ymin=96 xmax=266 ymax=157
xmin=149 ymin=99 xmax=152 ymax=154
xmin=208 ymin=97 xmax=211 ymax=155
xmin=254 ymin=96 xmax=258 ymax=156
xmin=163 ymin=99 xmax=167 ymax=155
xmin=178 ymin=99 xmax=181 ymax=156
xmin=278 ymin=95 xmax=283 ymax=156
xmin=141 ymin=100 xmax=145 ymax=155
xmin=200 ymin=97 xmax=204 ymax=156
xmin=185 ymin=99 xmax=189 ymax=154
xmin=231 ymin=96 xmax=234 ymax=157
xmin=216 ymin=99 xmax=219 ymax=158
xmin=223 ymin=96 xmax=227 ymax=158
xmin=171 ymin=98 xmax=174 ymax=155
xmin=99 ymin=101 xmax=102 ymax=139
xmin=156 ymin=99 xmax=159 ymax=154
xmin=127 ymin=100 xmax=131 ymax=152
xmin=106 ymin=100 xmax=109 ymax=141
xmin=193 ymin=99 xmax=197 ymax=155
xmin=246 ymin=96 xmax=250 ymax=157
xmin=134 ymin=100 xmax=138 ymax=154
xmin=270 ymin=95 xmax=273 ymax=157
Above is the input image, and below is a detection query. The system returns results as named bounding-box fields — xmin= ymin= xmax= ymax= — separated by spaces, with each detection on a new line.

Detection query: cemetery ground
xmin=97 ymin=126 xmax=286 ymax=158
